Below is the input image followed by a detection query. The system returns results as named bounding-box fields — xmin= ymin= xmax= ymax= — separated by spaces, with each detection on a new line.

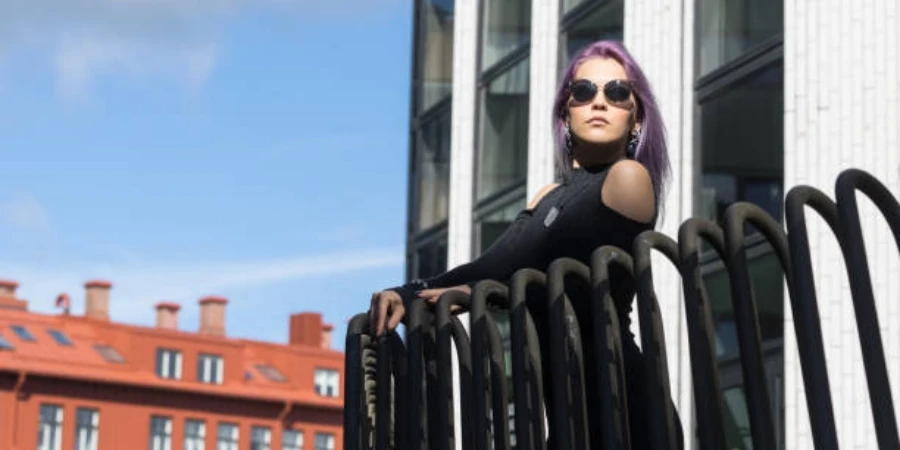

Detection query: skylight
xmin=255 ymin=364 xmax=287 ymax=383
xmin=94 ymin=344 xmax=126 ymax=364
xmin=11 ymin=325 xmax=35 ymax=342
xmin=0 ymin=333 xmax=14 ymax=350
xmin=47 ymin=329 xmax=73 ymax=346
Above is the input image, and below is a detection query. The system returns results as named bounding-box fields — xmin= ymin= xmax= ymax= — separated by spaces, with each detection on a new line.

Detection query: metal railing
xmin=343 ymin=168 xmax=900 ymax=450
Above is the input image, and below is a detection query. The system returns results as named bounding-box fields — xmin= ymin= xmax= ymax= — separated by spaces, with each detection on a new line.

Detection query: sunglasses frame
xmin=568 ymin=78 xmax=636 ymax=105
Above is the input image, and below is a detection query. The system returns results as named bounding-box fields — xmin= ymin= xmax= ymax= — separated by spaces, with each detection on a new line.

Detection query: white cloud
xmin=0 ymin=248 xmax=402 ymax=325
xmin=0 ymin=0 xmax=403 ymax=99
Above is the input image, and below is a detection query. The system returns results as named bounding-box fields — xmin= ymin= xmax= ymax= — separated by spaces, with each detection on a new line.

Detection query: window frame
xmin=149 ymin=415 xmax=173 ymax=450
xmin=155 ymin=348 xmax=183 ymax=380
xmin=10 ymin=324 xmax=36 ymax=342
xmin=216 ymin=422 xmax=240 ymax=450
xmin=184 ymin=418 xmax=206 ymax=450
xmin=38 ymin=403 xmax=64 ymax=450
xmin=282 ymin=429 xmax=304 ymax=450
xmin=75 ymin=407 xmax=100 ymax=450
xmin=197 ymin=352 xmax=224 ymax=384
xmin=313 ymin=368 xmax=340 ymax=398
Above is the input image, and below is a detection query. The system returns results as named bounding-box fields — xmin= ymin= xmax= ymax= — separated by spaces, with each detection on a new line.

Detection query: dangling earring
xmin=626 ymin=128 xmax=641 ymax=159
xmin=565 ymin=123 xmax=574 ymax=158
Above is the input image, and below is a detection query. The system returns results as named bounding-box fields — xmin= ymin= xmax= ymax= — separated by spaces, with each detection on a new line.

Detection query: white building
xmin=405 ymin=0 xmax=900 ymax=448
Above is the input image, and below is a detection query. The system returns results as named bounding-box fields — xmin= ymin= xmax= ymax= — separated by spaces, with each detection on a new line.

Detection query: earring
xmin=626 ymin=128 xmax=641 ymax=158
xmin=565 ymin=123 xmax=574 ymax=158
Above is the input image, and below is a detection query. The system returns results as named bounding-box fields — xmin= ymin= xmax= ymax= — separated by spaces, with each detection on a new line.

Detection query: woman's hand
xmin=369 ymin=290 xmax=405 ymax=336
xmin=417 ymin=285 xmax=472 ymax=313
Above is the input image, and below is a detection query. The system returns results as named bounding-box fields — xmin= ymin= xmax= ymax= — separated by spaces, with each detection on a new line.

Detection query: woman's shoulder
xmin=599 ymin=160 xmax=655 ymax=223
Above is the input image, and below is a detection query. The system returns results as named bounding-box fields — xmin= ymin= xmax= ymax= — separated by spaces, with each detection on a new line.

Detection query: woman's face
xmin=567 ymin=57 xmax=639 ymax=155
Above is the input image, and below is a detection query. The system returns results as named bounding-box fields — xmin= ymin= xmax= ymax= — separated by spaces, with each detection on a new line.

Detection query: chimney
xmin=321 ymin=323 xmax=333 ymax=350
xmin=0 ymin=280 xmax=27 ymax=311
xmin=289 ymin=312 xmax=323 ymax=347
xmin=0 ymin=279 xmax=18 ymax=297
xmin=84 ymin=280 xmax=112 ymax=320
xmin=155 ymin=302 xmax=181 ymax=330
xmin=198 ymin=296 xmax=227 ymax=336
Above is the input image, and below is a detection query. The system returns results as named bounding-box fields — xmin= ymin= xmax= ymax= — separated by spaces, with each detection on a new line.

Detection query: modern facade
xmin=0 ymin=279 xmax=343 ymax=450
xmin=406 ymin=1 xmax=900 ymax=448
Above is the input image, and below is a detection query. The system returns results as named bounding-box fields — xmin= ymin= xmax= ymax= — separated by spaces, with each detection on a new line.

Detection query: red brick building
xmin=0 ymin=279 xmax=343 ymax=450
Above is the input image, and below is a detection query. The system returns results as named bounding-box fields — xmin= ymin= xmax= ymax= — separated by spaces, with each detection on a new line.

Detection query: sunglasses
xmin=568 ymin=79 xmax=635 ymax=106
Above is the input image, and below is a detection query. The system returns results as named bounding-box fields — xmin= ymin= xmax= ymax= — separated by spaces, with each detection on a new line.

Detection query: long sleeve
xmin=388 ymin=209 xmax=541 ymax=305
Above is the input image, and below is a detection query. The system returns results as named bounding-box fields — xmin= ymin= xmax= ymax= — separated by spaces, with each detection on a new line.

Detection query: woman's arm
xmin=387 ymin=183 xmax=560 ymax=304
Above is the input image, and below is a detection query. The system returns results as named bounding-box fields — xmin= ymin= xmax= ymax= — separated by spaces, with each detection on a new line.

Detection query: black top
xmin=391 ymin=161 xmax=656 ymax=324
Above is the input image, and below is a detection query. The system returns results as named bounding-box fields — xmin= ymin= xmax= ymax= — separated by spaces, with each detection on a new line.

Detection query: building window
xmin=197 ymin=353 xmax=224 ymax=384
xmin=156 ymin=348 xmax=182 ymax=379
xmin=314 ymin=369 xmax=340 ymax=398
xmin=698 ymin=0 xmax=783 ymax=76
xmin=94 ymin=344 xmax=126 ymax=364
xmin=480 ymin=0 xmax=530 ymax=69
xmin=184 ymin=419 xmax=206 ymax=450
xmin=477 ymin=56 xmax=530 ymax=201
xmin=251 ymin=426 xmax=271 ymax=450
xmin=75 ymin=408 xmax=99 ymax=450
xmin=11 ymin=324 xmax=35 ymax=341
xmin=217 ymin=423 xmax=239 ymax=450
xmin=0 ymin=332 xmax=15 ymax=350
xmin=313 ymin=433 xmax=334 ymax=450
xmin=47 ymin=329 xmax=73 ymax=346
xmin=559 ymin=0 xmax=624 ymax=71
xmin=411 ymin=236 xmax=448 ymax=280
xmin=415 ymin=0 xmax=455 ymax=112
xmin=412 ymin=107 xmax=452 ymax=232
xmin=695 ymin=0 xmax=785 ymax=447
xmin=255 ymin=364 xmax=287 ymax=383
xmin=38 ymin=404 xmax=63 ymax=450
xmin=282 ymin=430 xmax=303 ymax=450
xmin=149 ymin=416 xmax=172 ymax=450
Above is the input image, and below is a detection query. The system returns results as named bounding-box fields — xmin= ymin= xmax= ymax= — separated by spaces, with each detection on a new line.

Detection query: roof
xmin=0 ymin=306 xmax=344 ymax=409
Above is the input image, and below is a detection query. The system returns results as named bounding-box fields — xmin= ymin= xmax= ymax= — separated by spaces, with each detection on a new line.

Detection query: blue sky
xmin=0 ymin=0 xmax=412 ymax=349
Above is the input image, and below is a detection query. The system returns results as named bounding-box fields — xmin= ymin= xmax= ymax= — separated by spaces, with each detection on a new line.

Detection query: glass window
xmin=414 ymin=108 xmax=451 ymax=231
xmin=478 ymin=57 xmax=530 ymax=201
xmin=11 ymin=325 xmax=35 ymax=341
xmin=481 ymin=0 xmax=530 ymax=69
xmin=255 ymin=364 xmax=287 ymax=383
xmin=476 ymin=198 xmax=526 ymax=255
xmin=94 ymin=344 xmax=126 ymax=364
xmin=149 ymin=416 xmax=172 ymax=450
xmin=75 ymin=408 xmax=100 ymax=450
xmin=313 ymin=433 xmax=335 ymax=450
xmin=698 ymin=0 xmax=783 ymax=75
xmin=197 ymin=353 xmax=223 ymax=384
xmin=699 ymin=63 xmax=783 ymax=223
xmin=184 ymin=419 xmax=206 ymax=450
xmin=217 ymin=423 xmax=239 ymax=450
xmin=155 ymin=348 xmax=182 ymax=380
xmin=0 ymin=332 xmax=15 ymax=350
xmin=413 ymin=238 xmax=448 ymax=280
xmin=251 ymin=426 xmax=272 ymax=450
xmin=416 ymin=0 xmax=455 ymax=112
xmin=282 ymin=430 xmax=303 ymax=450
xmin=47 ymin=329 xmax=73 ymax=346
xmin=314 ymin=368 xmax=340 ymax=398
xmin=560 ymin=1 xmax=624 ymax=70
xmin=38 ymin=404 xmax=63 ymax=450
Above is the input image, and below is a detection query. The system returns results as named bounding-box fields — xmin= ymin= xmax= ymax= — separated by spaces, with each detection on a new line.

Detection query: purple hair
xmin=552 ymin=40 xmax=670 ymax=207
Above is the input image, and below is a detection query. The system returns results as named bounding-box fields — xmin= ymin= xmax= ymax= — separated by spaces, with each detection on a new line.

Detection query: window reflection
xmin=415 ymin=109 xmax=451 ymax=231
xmin=415 ymin=238 xmax=448 ymax=280
xmin=560 ymin=1 xmax=624 ymax=70
xmin=700 ymin=63 xmax=783 ymax=223
xmin=481 ymin=0 xmax=530 ymax=69
xmin=698 ymin=0 xmax=783 ymax=75
xmin=417 ymin=0 xmax=455 ymax=112
xmin=478 ymin=57 xmax=529 ymax=201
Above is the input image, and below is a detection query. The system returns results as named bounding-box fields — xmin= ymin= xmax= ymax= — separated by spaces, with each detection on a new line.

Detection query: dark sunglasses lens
xmin=604 ymin=81 xmax=632 ymax=103
xmin=570 ymin=80 xmax=597 ymax=102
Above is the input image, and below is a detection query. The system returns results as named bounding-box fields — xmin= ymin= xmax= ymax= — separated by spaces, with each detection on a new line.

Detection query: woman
xmin=370 ymin=40 xmax=683 ymax=448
